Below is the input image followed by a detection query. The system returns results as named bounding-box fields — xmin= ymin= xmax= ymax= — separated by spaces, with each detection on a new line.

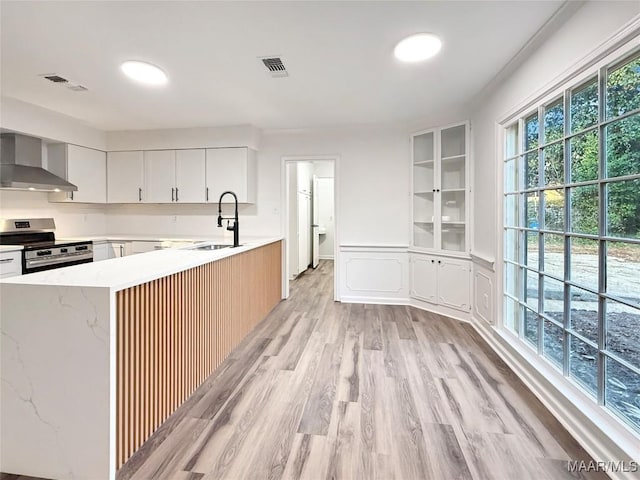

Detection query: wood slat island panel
xmin=116 ymin=240 xmax=282 ymax=468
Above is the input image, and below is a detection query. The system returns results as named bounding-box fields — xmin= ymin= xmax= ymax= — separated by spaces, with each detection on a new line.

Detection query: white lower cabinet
xmin=0 ymin=251 xmax=22 ymax=278
xmin=93 ymin=242 xmax=130 ymax=261
xmin=92 ymin=243 xmax=111 ymax=262
xmin=410 ymin=252 xmax=470 ymax=312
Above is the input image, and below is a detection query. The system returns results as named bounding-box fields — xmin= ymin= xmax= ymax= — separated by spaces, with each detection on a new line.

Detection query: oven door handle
xmin=25 ymin=253 xmax=93 ymax=267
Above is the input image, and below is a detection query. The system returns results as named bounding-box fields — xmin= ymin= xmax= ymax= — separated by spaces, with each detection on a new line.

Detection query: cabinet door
xmin=92 ymin=243 xmax=110 ymax=262
xmin=439 ymin=123 xmax=467 ymax=253
xmin=412 ymin=130 xmax=436 ymax=249
xmin=0 ymin=251 xmax=22 ymax=278
xmin=206 ymin=148 xmax=252 ymax=203
xmin=67 ymin=145 xmax=106 ymax=203
xmin=107 ymin=151 xmax=144 ymax=203
xmin=144 ymin=150 xmax=176 ymax=203
xmin=175 ymin=149 xmax=206 ymax=203
xmin=437 ymin=257 xmax=471 ymax=312
xmin=109 ymin=242 xmax=127 ymax=258
xmin=410 ymin=254 xmax=437 ymax=304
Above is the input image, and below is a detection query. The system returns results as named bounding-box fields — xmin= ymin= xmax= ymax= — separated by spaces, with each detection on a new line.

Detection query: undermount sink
xmin=192 ymin=244 xmax=233 ymax=251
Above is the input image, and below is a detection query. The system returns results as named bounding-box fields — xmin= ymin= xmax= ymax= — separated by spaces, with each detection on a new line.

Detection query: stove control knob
xmin=37 ymin=250 xmax=52 ymax=256
xmin=60 ymin=248 xmax=68 ymax=253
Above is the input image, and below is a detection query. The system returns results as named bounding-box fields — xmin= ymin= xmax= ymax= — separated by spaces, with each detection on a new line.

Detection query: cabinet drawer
xmin=0 ymin=251 xmax=22 ymax=278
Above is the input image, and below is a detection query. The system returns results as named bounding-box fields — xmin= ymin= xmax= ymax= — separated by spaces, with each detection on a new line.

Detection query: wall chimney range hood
xmin=0 ymin=133 xmax=77 ymax=192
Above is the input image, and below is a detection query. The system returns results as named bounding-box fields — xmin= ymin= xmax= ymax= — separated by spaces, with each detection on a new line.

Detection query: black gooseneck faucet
xmin=217 ymin=190 xmax=240 ymax=247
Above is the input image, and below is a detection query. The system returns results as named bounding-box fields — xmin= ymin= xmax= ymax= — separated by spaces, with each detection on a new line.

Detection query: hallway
xmin=116 ymin=260 xmax=604 ymax=480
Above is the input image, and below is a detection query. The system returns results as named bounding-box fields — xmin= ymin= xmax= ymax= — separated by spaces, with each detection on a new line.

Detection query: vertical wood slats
xmin=115 ymin=241 xmax=282 ymax=469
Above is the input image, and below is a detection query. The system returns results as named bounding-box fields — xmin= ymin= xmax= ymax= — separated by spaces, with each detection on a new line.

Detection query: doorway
xmin=282 ymin=156 xmax=338 ymax=301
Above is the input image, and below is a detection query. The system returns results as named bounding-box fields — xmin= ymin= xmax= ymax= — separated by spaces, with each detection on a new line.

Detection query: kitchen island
xmin=0 ymin=238 xmax=283 ymax=480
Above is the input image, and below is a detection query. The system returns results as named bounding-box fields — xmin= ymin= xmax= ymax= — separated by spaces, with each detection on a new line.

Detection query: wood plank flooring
xmin=2 ymin=260 xmax=607 ymax=480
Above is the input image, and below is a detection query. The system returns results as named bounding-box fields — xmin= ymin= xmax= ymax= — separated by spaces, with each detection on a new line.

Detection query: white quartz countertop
xmin=0 ymin=245 xmax=23 ymax=252
xmin=0 ymin=237 xmax=282 ymax=291
xmin=58 ymin=234 xmax=232 ymax=243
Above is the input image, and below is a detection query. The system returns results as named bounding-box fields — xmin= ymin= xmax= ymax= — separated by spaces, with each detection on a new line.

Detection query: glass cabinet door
xmin=413 ymin=131 xmax=435 ymax=249
xmin=440 ymin=125 xmax=466 ymax=252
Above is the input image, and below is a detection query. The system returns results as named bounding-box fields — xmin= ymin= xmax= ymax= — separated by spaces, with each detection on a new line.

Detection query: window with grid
xmin=503 ymin=51 xmax=640 ymax=433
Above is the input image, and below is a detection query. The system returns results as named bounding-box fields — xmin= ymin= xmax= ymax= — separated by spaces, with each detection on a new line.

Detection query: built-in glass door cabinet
xmin=412 ymin=122 xmax=469 ymax=254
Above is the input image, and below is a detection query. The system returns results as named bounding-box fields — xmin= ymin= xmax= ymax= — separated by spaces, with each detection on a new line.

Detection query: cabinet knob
xmin=176 ymin=188 xmax=179 ymax=202
xmin=438 ymin=260 xmax=441 ymax=264
xmin=138 ymin=188 xmax=142 ymax=202
xmin=171 ymin=187 xmax=175 ymax=202
xmin=431 ymin=259 xmax=434 ymax=263
xmin=206 ymin=187 xmax=209 ymax=202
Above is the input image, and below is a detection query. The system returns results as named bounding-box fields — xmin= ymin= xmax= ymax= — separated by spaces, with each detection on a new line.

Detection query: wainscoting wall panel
xmin=115 ymin=241 xmax=282 ymax=469
xmin=339 ymin=245 xmax=410 ymax=304
xmin=471 ymin=254 xmax=495 ymax=326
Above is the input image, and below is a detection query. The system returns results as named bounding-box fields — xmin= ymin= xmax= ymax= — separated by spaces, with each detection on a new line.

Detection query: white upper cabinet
xmin=48 ymin=144 xmax=106 ymax=203
xmin=107 ymin=151 xmax=144 ymax=203
xmin=175 ymin=149 xmax=206 ymax=203
xmin=144 ymin=149 xmax=206 ymax=203
xmin=205 ymin=147 xmax=257 ymax=203
xmin=411 ymin=121 xmax=469 ymax=254
xmin=144 ymin=150 xmax=176 ymax=203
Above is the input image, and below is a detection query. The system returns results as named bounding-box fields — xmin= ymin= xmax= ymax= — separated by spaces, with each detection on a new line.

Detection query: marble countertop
xmin=0 ymin=245 xmax=24 ymax=252
xmin=0 ymin=237 xmax=282 ymax=291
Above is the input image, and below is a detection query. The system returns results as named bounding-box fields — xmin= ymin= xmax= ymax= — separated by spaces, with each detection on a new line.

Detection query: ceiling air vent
xmin=43 ymin=74 xmax=68 ymax=84
xmin=39 ymin=73 xmax=88 ymax=92
xmin=67 ymin=85 xmax=88 ymax=92
xmin=260 ymin=57 xmax=288 ymax=78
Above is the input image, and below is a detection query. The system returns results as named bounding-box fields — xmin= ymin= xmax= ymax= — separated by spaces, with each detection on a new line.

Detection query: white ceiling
xmin=0 ymin=1 xmax=564 ymax=131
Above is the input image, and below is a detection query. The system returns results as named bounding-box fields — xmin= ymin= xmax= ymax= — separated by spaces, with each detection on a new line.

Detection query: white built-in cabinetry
xmin=409 ymin=253 xmax=471 ymax=312
xmin=177 ymin=150 xmax=207 ymax=203
xmin=412 ymin=122 xmax=469 ymax=252
xmin=205 ymin=148 xmax=256 ymax=203
xmin=93 ymin=241 xmax=131 ymax=260
xmin=0 ymin=250 xmax=22 ymax=279
xmin=410 ymin=121 xmax=471 ymax=314
xmin=48 ymin=144 xmax=107 ymax=203
xmin=144 ymin=149 xmax=206 ymax=203
xmin=102 ymin=147 xmax=255 ymax=204
xmin=107 ymin=151 xmax=144 ymax=203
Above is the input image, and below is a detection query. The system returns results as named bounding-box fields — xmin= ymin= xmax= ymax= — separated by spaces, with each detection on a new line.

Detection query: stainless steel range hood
xmin=0 ymin=133 xmax=77 ymax=192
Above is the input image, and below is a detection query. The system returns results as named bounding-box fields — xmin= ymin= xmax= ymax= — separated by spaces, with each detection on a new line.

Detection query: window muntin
xmin=503 ymin=50 xmax=640 ymax=433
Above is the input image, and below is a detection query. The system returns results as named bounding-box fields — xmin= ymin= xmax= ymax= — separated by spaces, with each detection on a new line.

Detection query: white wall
xmin=106 ymin=125 xmax=261 ymax=151
xmin=0 ymin=96 xmax=106 ymax=150
xmin=0 ymin=190 xmax=107 ymax=237
xmin=472 ymin=1 xmax=640 ymax=259
xmin=262 ymin=125 xmax=411 ymax=246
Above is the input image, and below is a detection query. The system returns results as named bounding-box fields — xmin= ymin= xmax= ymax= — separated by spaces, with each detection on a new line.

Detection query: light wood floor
xmin=2 ymin=260 xmax=606 ymax=480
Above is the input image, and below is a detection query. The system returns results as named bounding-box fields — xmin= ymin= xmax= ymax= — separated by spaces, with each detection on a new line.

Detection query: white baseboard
xmin=410 ymin=298 xmax=471 ymax=324
xmin=471 ymin=316 xmax=640 ymax=480
xmin=340 ymin=295 xmax=410 ymax=305
xmin=319 ymin=255 xmax=334 ymax=260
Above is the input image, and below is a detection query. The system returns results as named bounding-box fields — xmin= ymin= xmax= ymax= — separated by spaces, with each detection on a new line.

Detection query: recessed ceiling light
xmin=394 ymin=33 xmax=442 ymax=62
xmin=120 ymin=61 xmax=168 ymax=86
